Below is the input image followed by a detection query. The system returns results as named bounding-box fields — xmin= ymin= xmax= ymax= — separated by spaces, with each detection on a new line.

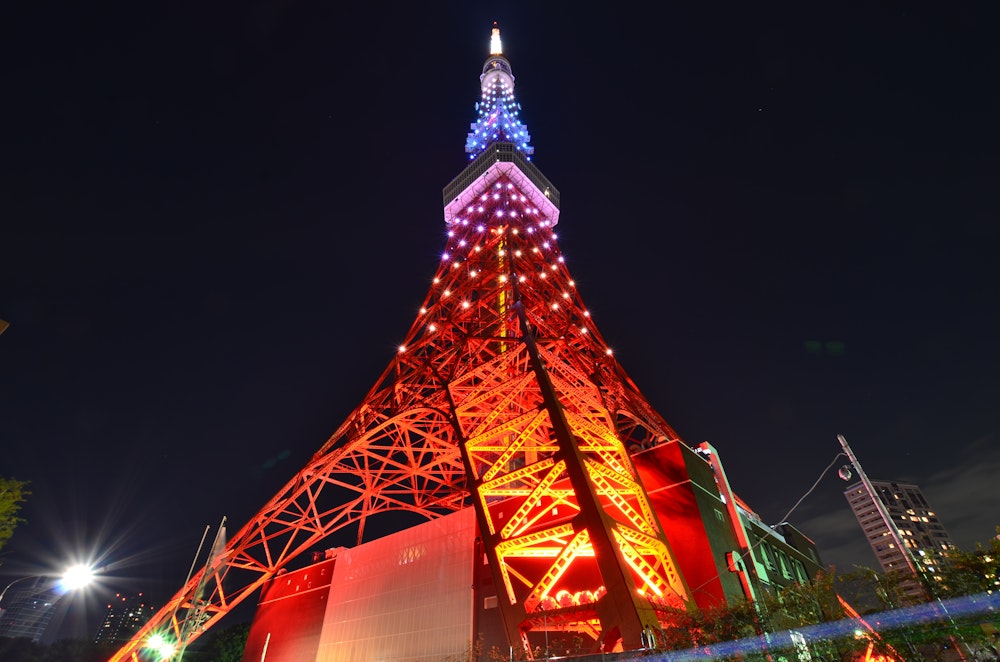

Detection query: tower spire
xmin=490 ymin=20 xmax=502 ymax=55
xmin=466 ymin=22 xmax=534 ymax=159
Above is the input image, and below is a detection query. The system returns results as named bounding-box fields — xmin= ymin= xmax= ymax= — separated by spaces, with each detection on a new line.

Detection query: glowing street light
xmin=0 ymin=564 xmax=98 ymax=605
xmin=59 ymin=564 xmax=96 ymax=591
xmin=146 ymin=633 xmax=177 ymax=659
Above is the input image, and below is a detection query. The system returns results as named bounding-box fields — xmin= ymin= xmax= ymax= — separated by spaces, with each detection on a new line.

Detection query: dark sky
xmin=3 ymin=2 xmax=999 ymax=642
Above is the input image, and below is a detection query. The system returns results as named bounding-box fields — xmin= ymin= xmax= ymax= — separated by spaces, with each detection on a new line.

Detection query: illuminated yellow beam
xmin=524 ymin=529 xmax=591 ymax=611
xmin=501 ymin=460 xmax=566 ymax=538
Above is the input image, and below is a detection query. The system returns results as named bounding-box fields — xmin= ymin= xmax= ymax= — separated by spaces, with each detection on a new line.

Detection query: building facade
xmin=0 ymin=579 xmax=59 ymax=643
xmin=94 ymin=593 xmax=155 ymax=646
xmin=844 ymin=479 xmax=956 ymax=596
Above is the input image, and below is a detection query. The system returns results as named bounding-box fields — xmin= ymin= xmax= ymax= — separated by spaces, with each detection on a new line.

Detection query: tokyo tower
xmin=111 ymin=23 xmax=701 ymax=661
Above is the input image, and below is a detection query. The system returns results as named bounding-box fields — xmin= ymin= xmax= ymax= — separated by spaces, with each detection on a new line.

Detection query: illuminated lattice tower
xmin=111 ymin=24 xmax=696 ymax=661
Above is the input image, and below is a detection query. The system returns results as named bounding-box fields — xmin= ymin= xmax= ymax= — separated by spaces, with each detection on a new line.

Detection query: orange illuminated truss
xmin=110 ymin=151 xmax=694 ymax=660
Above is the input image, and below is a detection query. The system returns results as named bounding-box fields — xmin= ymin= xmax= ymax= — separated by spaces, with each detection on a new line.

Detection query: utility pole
xmin=837 ymin=434 xmax=967 ymax=661
xmin=837 ymin=435 xmax=918 ymax=578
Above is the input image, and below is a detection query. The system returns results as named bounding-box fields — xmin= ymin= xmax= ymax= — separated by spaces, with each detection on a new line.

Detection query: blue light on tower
xmin=465 ymin=23 xmax=534 ymax=160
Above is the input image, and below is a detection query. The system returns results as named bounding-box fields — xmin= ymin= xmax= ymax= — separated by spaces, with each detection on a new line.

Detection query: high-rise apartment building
xmin=845 ymin=479 xmax=956 ymax=597
xmin=94 ymin=593 xmax=155 ymax=645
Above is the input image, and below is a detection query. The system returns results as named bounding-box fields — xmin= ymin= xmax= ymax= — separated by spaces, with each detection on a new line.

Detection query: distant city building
xmin=845 ymin=479 xmax=956 ymax=597
xmin=0 ymin=578 xmax=59 ymax=643
xmin=94 ymin=593 xmax=155 ymax=645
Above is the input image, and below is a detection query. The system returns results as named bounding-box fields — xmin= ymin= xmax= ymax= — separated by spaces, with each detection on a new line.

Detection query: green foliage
xmin=645 ymin=540 xmax=1000 ymax=661
xmin=922 ymin=535 xmax=1000 ymax=599
xmin=0 ymin=637 xmax=44 ymax=662
xmin=0 ymin=477 xmax=31 ymax=554
xmin=193 ymin=621 xmax=250 ymax=662
xmin=834 ymin=551 xmax=1000 ymax=661
xmin=43 ymin=638 xmax=118 ymax=662
xmin=916 ymin=536 xmax=1000 ymax=657
xmin=444 ymin=633 xmax=484 ymax=662
xmin=485 ymin=642 xmax=528 ymax=661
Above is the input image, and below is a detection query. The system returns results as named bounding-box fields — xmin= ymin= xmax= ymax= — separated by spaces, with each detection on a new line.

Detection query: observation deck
xmin=442 ymin=142 xmax=561 ymax=225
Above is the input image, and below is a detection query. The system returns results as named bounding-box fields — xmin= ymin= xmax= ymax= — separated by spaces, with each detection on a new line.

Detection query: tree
xmin=923 ymin=536 xmax=1000 ymax=600
xmin=43 ymin=638 xmax=118 ymax=662
xmin=191 ymin=621 xmax=250 ymax=662
xmin=0 ymin=637 xmax=44 ymax=662
xmin=832 ymin=544 xmax=1000 ymax=662
xmin=917 ymin=538 xmax=1000 ymax=658
xmin=0 ymin=477 xmax=30 ymax=555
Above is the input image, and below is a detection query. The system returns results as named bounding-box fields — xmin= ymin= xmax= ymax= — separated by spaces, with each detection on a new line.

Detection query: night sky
xmin=3 ymin=2 xmax=999 ymax=642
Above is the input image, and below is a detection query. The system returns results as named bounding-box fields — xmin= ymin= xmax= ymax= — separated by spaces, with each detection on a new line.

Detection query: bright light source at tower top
xmin=490 ymin=22 xmax=502 ymax=55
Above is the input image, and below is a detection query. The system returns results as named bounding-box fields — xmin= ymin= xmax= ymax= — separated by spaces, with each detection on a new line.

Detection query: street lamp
xmin=837 ymin=434 xmax=968 ymax=661
xmin=836 ymin=435 xmax=919 ymax=579
xmin=59 ymin=564 xmax=96 ymax=592
xmin=0 ymin=564 xmax=98 ymax=605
